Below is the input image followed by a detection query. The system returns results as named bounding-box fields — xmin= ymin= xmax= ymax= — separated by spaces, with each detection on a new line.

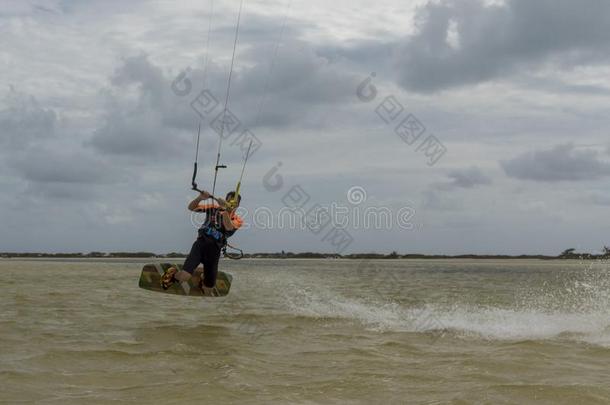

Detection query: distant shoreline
xmin=1 ymin=250 xmax=608 ymax=261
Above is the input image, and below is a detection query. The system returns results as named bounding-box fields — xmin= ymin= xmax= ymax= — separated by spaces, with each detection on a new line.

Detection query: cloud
xmin=421 ymin=189 xmax=463 ymax=211
xmin=0 ymin=86 xmax=56 ymax=147
xmin=446 ymin=166 xmax=492 ymax=188
xmin=21 ymin=182 xmax=98 ymax=201
xmin=109 ymin=52 xmax=167 ymax=110
xmin=10 ymin=147 xmax=116 ymax=184
xmin=88 ymin=35 xmax=362 ymax=157
xmin=89 ymin=107 xmax=189 ymax=157
xmin=423 ymin=166 xmax=491 ymax=212
xmin=396 ymin=0 xmax=610 ymax=92
xmin=500 ymin=143 xmax=610 ymax=182
xmin=87 ymin=53 xmax=193 ymax=157
xmin=6 ymin=144 xmax=120 ymax=201
xmin=587 ymin=192 xmax=610 ymax=206
xmin=4 ymin=0 xmax=610 ymax=254
xmin=231 ymin=40 xmax=361 ymax=129
xmin=431 ymin=166 xmax=492 ymax=191
xmin=239 ymin=41 xmax=358 ymax=104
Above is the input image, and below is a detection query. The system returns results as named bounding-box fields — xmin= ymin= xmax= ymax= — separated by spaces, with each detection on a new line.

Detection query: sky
xmin=1 ymin=0 xmax=610 ymax=255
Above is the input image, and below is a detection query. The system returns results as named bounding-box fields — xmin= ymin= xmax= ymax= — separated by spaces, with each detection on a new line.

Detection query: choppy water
xmin=1 ymin=258 xmax=609 ymax=404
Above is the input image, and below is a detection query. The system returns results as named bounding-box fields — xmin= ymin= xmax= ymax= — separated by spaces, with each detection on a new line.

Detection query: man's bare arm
xmin=220 ymin=210 xmax=237 ymax=231
xmin=188 ymin=191 xmax=211 ymax=211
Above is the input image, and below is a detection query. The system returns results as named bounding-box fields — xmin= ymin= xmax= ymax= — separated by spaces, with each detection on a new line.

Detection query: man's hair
xmin=226 ymin=191 xmax=242 ymax=203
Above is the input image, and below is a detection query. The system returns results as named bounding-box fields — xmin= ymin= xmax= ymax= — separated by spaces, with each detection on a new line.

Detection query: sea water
xmin=1 ymin=259 xmax=609 ymax=404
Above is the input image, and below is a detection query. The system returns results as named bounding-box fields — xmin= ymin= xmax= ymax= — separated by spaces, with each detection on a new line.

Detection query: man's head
xmin=225 ymin=191 xmax=242 ymax=209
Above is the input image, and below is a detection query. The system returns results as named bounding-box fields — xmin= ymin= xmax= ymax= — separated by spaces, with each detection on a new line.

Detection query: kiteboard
xmin=138 ymin=263 xmax=232 ymax=297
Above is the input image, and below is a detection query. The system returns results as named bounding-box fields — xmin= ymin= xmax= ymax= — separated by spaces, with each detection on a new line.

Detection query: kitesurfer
xmin=160 ymin=190 xmax=243 ymax=294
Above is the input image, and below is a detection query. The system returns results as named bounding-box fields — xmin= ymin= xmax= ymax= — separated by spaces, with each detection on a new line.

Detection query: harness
xmin=199 ymin=226 xmax=244 ymax=259
xmin=200 ymin=225 xmax=224 ymax=242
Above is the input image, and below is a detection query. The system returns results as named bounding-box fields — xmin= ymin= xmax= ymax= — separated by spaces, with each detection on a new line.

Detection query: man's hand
xmin=188 ymin=190 xmax=211 ymax=211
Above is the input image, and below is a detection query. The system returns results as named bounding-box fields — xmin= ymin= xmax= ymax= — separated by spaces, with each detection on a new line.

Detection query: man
xmin=160 ymin=190 xmax=243 ymax=294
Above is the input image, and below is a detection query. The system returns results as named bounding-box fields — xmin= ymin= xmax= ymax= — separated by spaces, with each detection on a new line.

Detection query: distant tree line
xmin=2 ymin=247 xmax=610 ymax=260
xmin=557 ymin=247 xmax=610 ymax=260
xmin=0 ymin=252 xmax=165 ymax=258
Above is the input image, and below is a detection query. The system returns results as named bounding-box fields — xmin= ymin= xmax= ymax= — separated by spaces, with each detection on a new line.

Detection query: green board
xmin=138 ymin=263 xmax=232 ymax=297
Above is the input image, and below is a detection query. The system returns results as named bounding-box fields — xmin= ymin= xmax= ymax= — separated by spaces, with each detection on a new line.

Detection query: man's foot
xmin=160 ymin=266 xmax=178 ymax=290
xmin=199 ymin=278 xmax=217 ymax=296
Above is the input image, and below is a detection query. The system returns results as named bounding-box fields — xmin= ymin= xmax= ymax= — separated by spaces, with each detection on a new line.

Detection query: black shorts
xmin=182 ymin=235 xmax=222 ymax=288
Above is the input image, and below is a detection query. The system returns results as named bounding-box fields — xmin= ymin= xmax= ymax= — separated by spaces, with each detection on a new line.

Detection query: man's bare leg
xmin=174 ymin=270 xmax=192 ymax=282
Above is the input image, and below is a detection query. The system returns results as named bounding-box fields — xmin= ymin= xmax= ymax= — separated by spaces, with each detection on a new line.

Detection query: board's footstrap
xmin=160 ymin=267 xmax=178 ymax=290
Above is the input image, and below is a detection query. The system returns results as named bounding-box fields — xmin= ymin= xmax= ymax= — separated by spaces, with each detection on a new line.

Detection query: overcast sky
xmin=2 ymin=0 xmax=610 ymax=255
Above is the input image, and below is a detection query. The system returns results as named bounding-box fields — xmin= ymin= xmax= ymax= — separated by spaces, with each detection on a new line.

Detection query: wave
xmin=279 ymin=268 xmax=610 ymax=346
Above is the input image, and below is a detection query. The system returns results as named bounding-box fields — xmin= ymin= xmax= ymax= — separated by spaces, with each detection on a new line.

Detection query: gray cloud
xmin=0 ymin=86 xmax=56 ymax=147
xmin=3 ymin=0 xmax=610 ymax=254
xmin=88 ymin=34 xmax=361 ymax=157
xmin=423 ymin=166 xmax=491 ymax=212
xmin=240 ymin=41 xmax=358 ymax=104
xmin=232 ymin=40 xmax=361 ymax=128
xmin=500 ymin=144 xmax=610 ymax=182
xmin=89 ymin=107 xmax=190 ymax=157
xmin=431 ymin=166 xmax=492 ymax=191
xmin=587 ymin=192 xmax=610 ymax=206
xmin=22 ymin=182 xmax=99 ymax=201
xmin=421 ymin=189 xmax=463 ymax=211
xmin=10 ymin=147 xmax=116 ymax=185
xmin=88 ymin=53 xmax=194 ymax=157
xmin=446 ymin=166 xmax=492 ymax=188
xmin=396 ymin=0 xmax=610 ymax=92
